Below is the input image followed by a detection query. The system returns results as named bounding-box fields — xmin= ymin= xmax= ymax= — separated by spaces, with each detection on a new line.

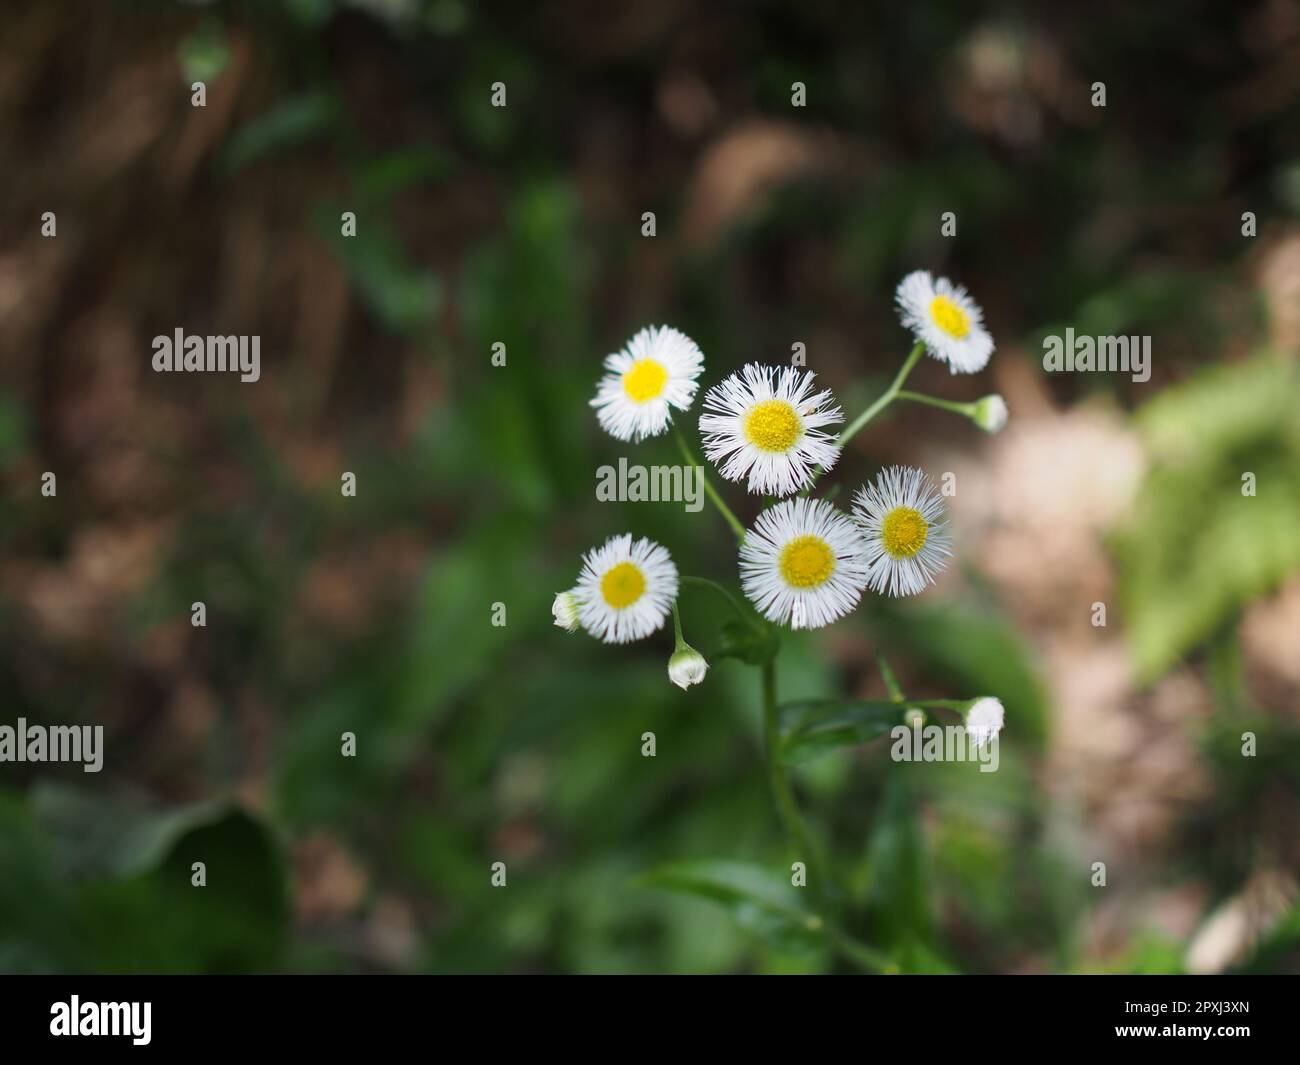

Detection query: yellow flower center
xmin=881 ymin=506 xmax=928 ymax=559
xmin=929 ymin=295 xmax=970 ymax=339
xmin=600 ymin=561 xmax=646 ymax=608
xmin=778 ymin=535 xmax=835 ymax=588
xmin=744 ymin=399 xmax=801 ymax=453
xmin=622 ymin=359 xmax=668 ymax=403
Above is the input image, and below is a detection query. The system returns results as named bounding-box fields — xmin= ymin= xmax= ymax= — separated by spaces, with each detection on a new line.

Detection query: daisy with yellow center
xmin=852 ymin=465 xmax=952 ymax=597
xmin=573 ymin=533 xmax=678 ymax=643
xmin=591 ymin=325 xmax=705 ymax=442
xmin=698 ymin=364 xmax=843 ymax=497
xmin=895 ymin=270 xmax=994 ymax=374
xmin=739 ymin=497 xmax=870 ymax=629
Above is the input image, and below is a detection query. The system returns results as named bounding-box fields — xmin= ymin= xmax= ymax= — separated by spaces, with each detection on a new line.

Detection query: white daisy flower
xmin=895 ymin=270 xmax=994 ymax=374
xmin=574 ymin=533 xmax=678 ymax=644
xmin=552 ymin=590 xmax=580 ymax=632
xmin=852 ymin=465 xmax=952 ymax=597
xmin=739 ymin=497 xmax=870 ymax=629
xmin=698 ymin=364 xmax=843 ymax=497
xmin=590 ymin=325 xmax=705 ymax=442
xmin=965 ymin=697 xmax=1005 ymax=749
xmin=668 ymin=645 xmax=709 ymax=690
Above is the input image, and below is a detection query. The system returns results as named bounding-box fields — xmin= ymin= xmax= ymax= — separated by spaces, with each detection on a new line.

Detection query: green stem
xmin=802 ymin=343 xmax=924 ymax=496
xmin=680 ymin=575 xmax=760 ymax=633
xmin=837 ymin=342 xmax=924 ymax=450
xmin=674 ymin=423 xmax=746 ymax=542
xmin=761 ymin=657 xmax=819 ymax=883
xmin=895 ymin=390 xmax=974 ymax=417
xmin=876 ymin=651 xmax=905 ymax=703
xmin=823 ymin=922 xmax=893 ymax=973
xmin=670 ymin=601 xmax=686 ymax=650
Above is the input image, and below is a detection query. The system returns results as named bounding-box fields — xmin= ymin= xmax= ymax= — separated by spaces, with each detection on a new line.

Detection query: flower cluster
xmin=554 ymin=272 xmax=1006 ymax=730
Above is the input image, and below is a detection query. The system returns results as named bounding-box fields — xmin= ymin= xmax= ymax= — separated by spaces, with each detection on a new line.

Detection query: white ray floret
xmin=895 ymin=270 xmax=994 ymax=374
xmin=739 ymin=497 xmax=870 ymax=629
xmin=590 ymin=325 xmax=705 ymax=442
xmin=573 ymin=534 xmax=678 ymax=644
xmin=697 ymin=364 xmax=843 ymax=497
xmin=852 ymin=465 xmax=952 ymax=597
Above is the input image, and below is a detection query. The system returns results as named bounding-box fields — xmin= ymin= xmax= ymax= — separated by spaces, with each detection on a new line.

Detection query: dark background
xmin=1 ymin=0 xmax=1298 ymax=973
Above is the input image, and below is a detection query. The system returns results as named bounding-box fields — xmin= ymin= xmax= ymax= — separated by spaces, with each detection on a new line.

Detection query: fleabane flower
xmin=739 ymin=497 xmax=870 ymax=629
xmin=852 ymin=465 xmax=952 ymax=598
xmin=698 ymin=364 xmax=843 ymax=496
xmin=668 ymin=645 xmax=709 ymax=690
xmin=573 ymin=534 xmax=678 ymax=644
xmin=971 ymin=394 xmax=1008 ymax=433
xmin=590 ymin=325 xmax=705 ymax=442
xmin=552 ymin=590 xmax=581 ymax=632
xmin=965 ymin=697 xmax=1005 ymax=749
xmin=895 ymin=270 xmax=994 ymax=374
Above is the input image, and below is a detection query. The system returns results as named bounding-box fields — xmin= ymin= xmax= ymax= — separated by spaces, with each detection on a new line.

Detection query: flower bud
xmin=668 ymin=645 xmax=709 ymax=690
xmin=552 ymin=590 xmax=580 ymax=633
xmin=965 ymin=697 xmax=1005 ymax=749
xmin=971 ymin=394 xmax=1008 ymax=433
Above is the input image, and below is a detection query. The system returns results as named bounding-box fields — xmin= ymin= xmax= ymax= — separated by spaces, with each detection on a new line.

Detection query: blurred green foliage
xmin=2 ymin=0 xmax=1299 ymax=976
xmin=1118 ymin=356 xmax=1300 ymax=681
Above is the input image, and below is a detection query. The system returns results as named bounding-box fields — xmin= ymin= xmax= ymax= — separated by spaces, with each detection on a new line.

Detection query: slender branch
xmin=837 ymin=342 xmax=925 ymax=450
xmin=876 ymin=651 xmax=905 ymax=703
xmin=802 ymin=342 xmax=925 ymax=496
xmin=670 ymin=601 xmax=686 ymax=649
xmin=673 ymin=423 xmax=746 ymax=542
xmin=894 ymin=390 xmax=974 ymax=417
xmin=761 ymin=657 xmax=819 ymax=884
xmin=823 ymin=921 xmax=892 ymax=973
xmin=680 ymin=575 xmax=760 ymax=633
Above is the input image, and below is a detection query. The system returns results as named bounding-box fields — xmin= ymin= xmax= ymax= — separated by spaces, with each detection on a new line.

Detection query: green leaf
xmin=219 ymin=92 xmax=339 ymax=174
xmin=637 ymin=859 xmax=824 ymax=953
xmin=1117 ymin=354 xmax=1300 ymax=681
xmin=777 ymin=699 xmax=904 ymax=765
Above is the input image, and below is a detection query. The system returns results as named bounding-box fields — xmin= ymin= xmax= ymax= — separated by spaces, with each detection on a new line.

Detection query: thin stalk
xmin=876 ymin=651 xmax=905 ymax=703
xmin=673 ymin=423 xmax=745 ymax=542
xmin=894 ymin=390 xmax=974 ymax=417
xmin=803 ymin=342 xmax=925 ymax=496
xmin=761 ymin=657 xmax=819 ymax=883
xmin=837 ymin=342 xmax=925 ymax=450
xmin=680 ymin=575 xmax=761 ymax=633
xmin=823 ymin=922 xmax=892 ymax=973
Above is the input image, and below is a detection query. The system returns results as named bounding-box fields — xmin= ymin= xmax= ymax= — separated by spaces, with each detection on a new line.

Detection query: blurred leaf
xmin=30 ymin=783 xmax=226 ymax=879
xmin=220 ymin=92 xmax=339 ymax=174
xmin=177 ymin=18 xmax=230 ymax=85
xmin=777 ymin=699 xmax=902 ymax=765
xmin=637 ymin=859 xmax=824 ymax=954
xmin=81 ymin=807 xmax=289 ymax=973
xmin=317 ymin=206 xmax=440 ymax=333
xmin=1118 ymin=354 xmax=1300 ymax=681
xmin=0 ymin=790 xmax=288 ymax=973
